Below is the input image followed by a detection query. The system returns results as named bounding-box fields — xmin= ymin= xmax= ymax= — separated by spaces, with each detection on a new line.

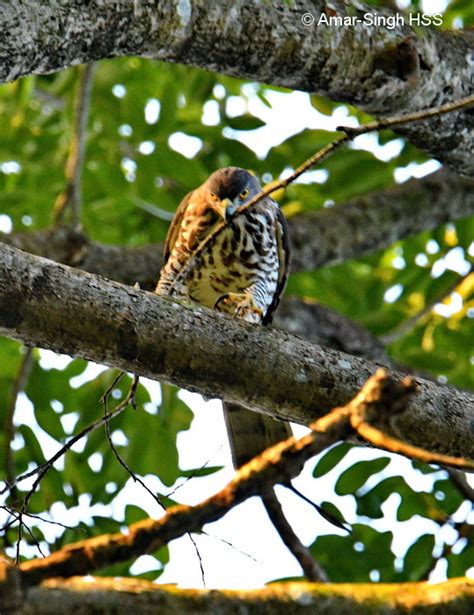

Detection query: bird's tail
xmin=222 ymin=402 xmax=292 ymax=469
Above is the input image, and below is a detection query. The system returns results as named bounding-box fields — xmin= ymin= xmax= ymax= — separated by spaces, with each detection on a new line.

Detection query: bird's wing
xmin=262 ymin=203 xmax=291 ymax=325
xmin=162 ymin=190 xmax=193 ymax=263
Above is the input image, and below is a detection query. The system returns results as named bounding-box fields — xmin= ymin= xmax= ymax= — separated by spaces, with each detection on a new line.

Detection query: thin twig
xmin=0 ymin=506 xmax=85 ymax=534
xmin=188 ymin=533 xmax=206 ymax=587
xmin=199 ymin=530 xmax=260 ymax=563
xmin=337 ymin=94 xmax=474 ymax=138
xmin=102 ymin=375 xmax=167 ymax=511
xmin=3 ymin=347 xmax=34 ymax=506
xmin=99 ymin=371 xmax=126 ymax=403
xmin=262 ymin=488 xmax=328 ymax=582
xmin=381 ymin=268 xmax=473 ymax=345
xmin=0 ymin=377 xmax=137 ymax=498
xmin=351 ymin=418 xmax=474 ymax=470
xmin=165 ymin=445 xmax=224 ymax=499
xmin=52 ymin=63 xmax=95 ymax=227
xmin=167 ymin=93 xmax=474 ymax=295
xmin=444 ymin=468 xmax=474 ymax=503
xmin=9 ymin=510 xmax=46 ymax=562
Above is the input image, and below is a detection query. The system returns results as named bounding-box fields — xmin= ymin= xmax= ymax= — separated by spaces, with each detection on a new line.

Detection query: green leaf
xmin=356 ymin=476 xmax=408 ymax=519
xmin=124 ymin=504 xmax=149 ymax=525
xmin=312 ymin=443 xmax=352 ymax=478
xmin=180 ymin=465 xmax=223 ymax=478
xmin=403 ymin=534 xmax=435 ymax=581
xmin=335 ymin=457 xmax=391 ymax=496
xmin=447 ymin=543 xmax=474 ymax=578
xmin=311 ymin=524 xmax=396 ymax=582
xmin=226 ymin=115 xmax=266 ymax=130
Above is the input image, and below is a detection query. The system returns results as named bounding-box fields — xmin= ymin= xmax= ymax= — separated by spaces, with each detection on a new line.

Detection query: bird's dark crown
xmin=204 ymin=167 xmax=261 ymax=200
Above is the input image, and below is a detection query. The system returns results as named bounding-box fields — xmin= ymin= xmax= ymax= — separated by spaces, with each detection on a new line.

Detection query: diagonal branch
xmin=17 ymin=371 xmax=415 ymax=585
xmin=17 ymin=370 xmax=471 ymax=587
xmin=0 ymin=243 xmax=472 ymax=463
xmin=261 ymin=489 xmax=328 ymax=582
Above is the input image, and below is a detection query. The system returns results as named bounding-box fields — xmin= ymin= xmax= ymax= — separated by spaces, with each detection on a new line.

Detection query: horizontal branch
xmin=1 ymin=2 xmax=473 ymax=174
xmin=0 ymin=236 xmax=391 ymax=364
xmin=20 ymin=576 xmax=474 ymax=614
xmin=0 ymin=244 xmax=472 ymax=463
xmin=3 ymin=170 xmax=473 ymax=282
xmin=287 ymin=169 xmax=474 ymax=271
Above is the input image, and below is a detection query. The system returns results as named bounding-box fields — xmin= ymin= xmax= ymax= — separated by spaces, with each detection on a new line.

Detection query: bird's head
xmin=202 ymin=167 xmax=262 ymax=221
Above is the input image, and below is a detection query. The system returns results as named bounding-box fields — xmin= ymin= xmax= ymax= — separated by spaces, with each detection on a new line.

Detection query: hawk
xmin=156 ymin=167 xmax=291 ymax=468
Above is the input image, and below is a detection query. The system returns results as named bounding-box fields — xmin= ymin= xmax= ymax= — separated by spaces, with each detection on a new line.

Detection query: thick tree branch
xmin=287 ymin=169 xmax=474 ymax=272
xmin=3 ymin=169 xmax=473 ymax=280
xmin=1 ymin=2 xmax=473 ymax=174
xmin=0 ymin=558 xmax=471 ymax=615
xmin=273 ymin=298 xmax=390 ymax=365
xmin=20 ymin=576 xmax=474 ymax=614
xmin=0 ymin=244 xmax=472 ymax=462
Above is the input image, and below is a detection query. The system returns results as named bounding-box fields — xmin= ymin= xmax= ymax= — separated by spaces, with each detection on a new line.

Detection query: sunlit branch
xmin=19 ymin=371 xmax=416 ymax=585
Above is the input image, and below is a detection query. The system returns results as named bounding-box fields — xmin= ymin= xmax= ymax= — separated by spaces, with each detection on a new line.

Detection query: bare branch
xmin=1 ymin=1 xmax=473 ymax=174
xmin=18 ymin=371 xmax=411 ymax=585
xmin=262 ymin=489 xmax=328 ymax=582
xmin=336 ymin=94 xmax=474 ymax=138
xmin=0 ymin=243 xmax=472 ymax=463
xmin=350 ymin=377 xmax=474 ymax=470
xmin=52 ymin=64 xmax=95 ymax=227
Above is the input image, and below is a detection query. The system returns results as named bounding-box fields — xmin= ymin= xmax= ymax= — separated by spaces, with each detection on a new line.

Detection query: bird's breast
xmin=185 ymin=210 xmax=279 ymax=310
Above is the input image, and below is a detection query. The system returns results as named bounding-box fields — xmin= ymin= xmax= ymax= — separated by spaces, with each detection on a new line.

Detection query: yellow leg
xmin=215 ymin=291 xmax=263 ymax=323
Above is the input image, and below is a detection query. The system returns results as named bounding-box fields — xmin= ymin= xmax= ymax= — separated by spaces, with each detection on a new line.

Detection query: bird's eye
xmin=210 ymin=192 xmax=219 ymax=201
xmin=240 ymin=188 xmax=250 ymax=200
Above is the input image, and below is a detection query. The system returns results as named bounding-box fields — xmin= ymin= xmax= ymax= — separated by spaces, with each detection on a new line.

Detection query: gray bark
xmin=0 ymin=244 xmax=472 ymax=461
xmin=0 ymin=2 xmax=473 ymax=175
xmin=287 ymin=169 xmax=474 ymax=272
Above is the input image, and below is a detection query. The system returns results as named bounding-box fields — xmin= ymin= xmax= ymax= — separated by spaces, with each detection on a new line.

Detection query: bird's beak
xmin=213 ymin=198 xmax=234 ymax=221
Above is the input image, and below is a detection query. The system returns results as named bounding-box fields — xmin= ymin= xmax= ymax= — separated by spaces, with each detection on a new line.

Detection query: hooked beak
xmin=212 ymin=197 xmax=235 ymax=221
